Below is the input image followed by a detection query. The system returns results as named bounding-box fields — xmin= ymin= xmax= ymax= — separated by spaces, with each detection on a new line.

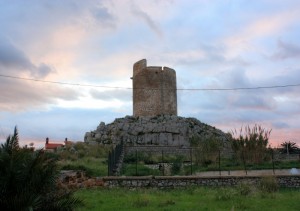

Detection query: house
xmin=45 ymin=137 xmax=64 ymax=152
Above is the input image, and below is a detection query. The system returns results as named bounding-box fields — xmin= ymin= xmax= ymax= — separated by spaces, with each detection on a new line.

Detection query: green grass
xmin=123 ymin=152 xmax=300 ymax=176
xmin=121 ymin=163 xmax=161 ymax=176
xmin=74 ymin=187 xmax=300 ymax=211
xmin=58 ymin=157 xmax=108 ymax=177
xmin=57 ymin=154 xmax=299 ymax=177
xmin=122 ymin=159 xmax=300 ymax=176
xmin=194 ymin=158 xmax=300 ymax=173
xmin=55 ymin=142 xmax=111 ymax=176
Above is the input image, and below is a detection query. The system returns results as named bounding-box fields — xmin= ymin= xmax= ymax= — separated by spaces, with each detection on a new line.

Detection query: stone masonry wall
xmin=132 ymin=59 xmax=177 ymax=117
xmin=59 ymin=171 xmax=300 ymax=189
xmin=125 ymin=146 xmax=192 ymax=155
xmin=103 ymin=175 xmax=300 ymax=189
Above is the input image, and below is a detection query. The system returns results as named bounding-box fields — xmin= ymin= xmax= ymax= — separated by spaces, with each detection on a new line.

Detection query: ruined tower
xmin=132 ymin=59 xmax=177 ymax=117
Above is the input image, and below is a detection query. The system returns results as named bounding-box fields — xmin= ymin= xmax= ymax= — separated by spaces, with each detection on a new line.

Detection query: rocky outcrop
xmin=84 ymin=115 xmax=231 ymax=149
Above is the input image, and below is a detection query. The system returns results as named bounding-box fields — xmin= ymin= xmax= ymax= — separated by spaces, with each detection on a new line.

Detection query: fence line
xmin=108 ymin=141 xmax=124 ymax=176
xmin=120 ymin=147 xmax=300 ymax=176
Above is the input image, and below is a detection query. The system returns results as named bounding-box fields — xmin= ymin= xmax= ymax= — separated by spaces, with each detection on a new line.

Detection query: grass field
xmin=74 ymin=187 xmax=300 ymax=211
xmin=58 ymin=157 xmax=107 ymax=176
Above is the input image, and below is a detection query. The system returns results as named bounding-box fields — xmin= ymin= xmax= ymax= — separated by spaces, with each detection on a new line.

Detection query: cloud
xmin=0 ymin=107 xmax=127 ymax=145
xmin=35 ymin=63 xmax=54 ymax=78
xmin=0 ymin=36 xmax=54 ymax=78
xmin=231 ymin=93 xmax=275 ymax=110
xmin=0 ymin=0 xmax=300 ymax=147
xmin=0 ymin=77 xmax=81 ymax=112
xmin=90 ymin=89 xmax=131 ymax=102
xmin=223 ymin=8 xmax=300 ymax=57
xmin=90 ymin=4 xmax=116 ymax=27
xmin=131 ymin=5 xmax=163 ymax=37
xmin=0 ymin=36 xmax=35 ymax=71
xmin=271 ymin=39 xmax=300 ymax=60
xmin=177 ymin=65 xmax=300 ymax=132
xmin=272 ymin=122 xmax=290 ymax=129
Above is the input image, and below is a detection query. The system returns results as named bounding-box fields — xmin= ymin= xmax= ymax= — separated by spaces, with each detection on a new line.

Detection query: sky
xmin=1 ymin=0 xmax=300 ymax=148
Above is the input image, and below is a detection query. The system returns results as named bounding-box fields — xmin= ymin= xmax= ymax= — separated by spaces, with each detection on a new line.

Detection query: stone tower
xmin=132 ymin=59 xmax=177 ymax=117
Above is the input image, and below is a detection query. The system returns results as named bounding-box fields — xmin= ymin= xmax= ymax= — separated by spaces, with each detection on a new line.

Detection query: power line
xmin=177 ymin=84 xmax=300 ymax=91
xmin=1 ymin=73 xmax=300 ymax=91
xmin=0 ymin=74 xmax=131 ymax=89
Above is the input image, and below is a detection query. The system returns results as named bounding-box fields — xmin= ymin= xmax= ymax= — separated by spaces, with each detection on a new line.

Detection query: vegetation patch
xmin=259 ymin=176 xmax=279 ymax=193
xmin=75 ymin=187 xmax=300 ymax=211
xmin=0 ymin=127 xmax=82 ymax=210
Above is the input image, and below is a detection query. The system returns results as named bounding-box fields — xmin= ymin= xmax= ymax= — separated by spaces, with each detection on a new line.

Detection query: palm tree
xmin=279 ymin=141 xmax=300 ymax=154
xmin=0 ymin=127 xmax=82 ymax=210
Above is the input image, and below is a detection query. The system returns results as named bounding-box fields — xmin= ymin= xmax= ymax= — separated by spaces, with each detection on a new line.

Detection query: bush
xmin=171 ymin=156 xmax=184 ymax=175
xmin=191 ymin=135 xmax=222 ymax=166
xmin=122 ymin=164 xmax=160 ymax=176
xmin=231 ymin=125 xmax=272 ymax=164
xmin=0 ymin=127 xmax=82 ymax=210
xmin=237 ymin=183 xmax=253 ymax=196
xmin=259 ymin=176 xmax=279 ymax=193
xmin=124 ymin=152 xmax=157 ymax=164
xmin=57 ymin=142 xmax=110 ymax=161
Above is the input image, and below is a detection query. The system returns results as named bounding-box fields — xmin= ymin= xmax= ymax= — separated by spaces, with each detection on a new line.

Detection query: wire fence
xmin=107 ymin=141 xmax=124 ymax=176
xmin=120 ymin=147 xmax=300 ymax=176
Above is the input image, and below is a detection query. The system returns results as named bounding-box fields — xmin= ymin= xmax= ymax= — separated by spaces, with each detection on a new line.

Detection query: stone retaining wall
xmin=125 ymin=146 xmax=192 ymax=155
xmin=102 ymin=175 xmax=300 ymax=189
xmin=59 ymin=171 xmax=300 ymax=189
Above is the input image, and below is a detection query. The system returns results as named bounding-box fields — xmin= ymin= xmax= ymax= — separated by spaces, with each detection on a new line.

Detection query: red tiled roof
xmin=45 ymin=143 xmax=64 ymax=149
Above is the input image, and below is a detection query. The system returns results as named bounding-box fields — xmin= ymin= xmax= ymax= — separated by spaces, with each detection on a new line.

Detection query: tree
xmin=190 ymin=134 xmax=222 ymax=166
xmin=0 ymin=127 xmax=82 ymax=211
xmin=279 ymin=141 xmax=300 ymax=154
xmin=230 ymin=125 xmax=272 ymax=164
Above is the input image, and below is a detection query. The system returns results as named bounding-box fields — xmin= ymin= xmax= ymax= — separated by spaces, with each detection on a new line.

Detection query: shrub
xmin=124 ymin=152 xmax=156 ymax=164
xmin=231 ymin=125 xmax=272 ymax=164
xmin=57 ymin=142 xmax=111 ymax=161
xmin=171 ymin=155 xmax=184 ymax=175
xmin=123 ymin=152 xmax=135 ymax=163
xmin=122 ymin=164 xmax=160 ymax=176
xmin=0 ymin=127 xmax=82 ymax=210
xmin=191 ymin=135 xmax=222 ymax=166
xmin=259 ymin=176 xmax=279 ymax=193
xmin=237 ymin=182 xmax=253 ymax=196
